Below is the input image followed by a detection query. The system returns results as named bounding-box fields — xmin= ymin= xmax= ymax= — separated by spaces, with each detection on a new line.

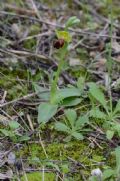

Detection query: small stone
xmin=7 ymin=152 xmax=16 ymax=165
xmin=91 ymin=168 xmax=102 ymax=177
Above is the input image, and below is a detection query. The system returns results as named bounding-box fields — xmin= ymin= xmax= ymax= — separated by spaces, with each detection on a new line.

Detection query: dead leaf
xmin=0 ymin=115 xmax=9 ymax=126
xmin=112 ymin=41 xmax=120 ymax=52
xmin=69 ymin=58 xmax=81 ymax=66
xmin=0 ymin=169 xmax=13 ymax=180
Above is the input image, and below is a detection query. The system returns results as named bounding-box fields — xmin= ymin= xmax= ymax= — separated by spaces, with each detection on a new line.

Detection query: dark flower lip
xmin=53 ymin=39 xmax=65 ymax=49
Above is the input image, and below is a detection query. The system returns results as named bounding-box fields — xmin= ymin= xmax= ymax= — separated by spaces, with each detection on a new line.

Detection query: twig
xmin=26 ymin=0 xmax=42 ymax=20
xmin=4 ymin=3 xmax=36 ymax=16
xmin=0 ymin=11 xmax=120 ymax=39
xmin=0 ymin=91 xmax=48 ymax=107
xmin=0 ymin=90 xmax=7 ymax=104
xmin=38 ymin=133 xmax=48 ymax=159
xmin=18 ymin=31 xmax=51 ymax=43
xmin=27 ymin=114 xmax=34 ymax=131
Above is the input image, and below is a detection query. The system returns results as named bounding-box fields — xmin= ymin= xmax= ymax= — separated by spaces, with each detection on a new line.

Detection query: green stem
xmin=50 ymin=44 xmax=68 ymax=104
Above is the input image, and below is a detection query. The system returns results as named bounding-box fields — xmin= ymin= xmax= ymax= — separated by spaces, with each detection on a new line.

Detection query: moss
xmin=29 ymin=24 xmax=40 ymax=36
xmin=0 ymin=67 xmax=28 ymax=99
xmin=21 ymin=172 xmax=55 ymax=181
xmin=19 ymin=141 xmax=110 ymax=165
xmin=23 ymin=38 xmax=37 ymax=50
xmin=18 ymin=141 xmax=115 ymax=180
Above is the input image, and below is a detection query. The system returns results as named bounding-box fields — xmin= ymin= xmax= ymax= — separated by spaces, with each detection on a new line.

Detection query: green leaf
xmin=106 ymin=130 xmax=114 ymax=140
xmin=65 ymin=16 xmax=80 ymax=28
xmin=65 ymin=109 xmax=77 ymax=127
xmin=61 ymin=164 xmax=69 ymax=174
xmin=75 ymin=115 xmax=89 ymax=128
xmin=90 ymin=108 xmax=106 ymax=119
xmin=114 ymin=124 xmax=120 ymax=137
xmin=72 ymin=132 xmax=84 ymax=140
xmin=115 ymin=146 xmax=120 ymax=172
xmin=102 ymin=169 xmax=114 ymax=180
xmin=54 ymin=87 xmax=81 ymax=104
xmin=46 ymin=162 xmax=60 ymax=172
xmin=33 ymin=83 xmax=49 ymax=101
xmin=60 ymin=97 xmax=82 ymax=107
xmin=114 ymin=99 xmax=120 ymax=114
xmin=64 ymin=135 xmax=72 ymax=142
xmin=89 ymin=176 xmax=98 ymax=181
xmin=55 ymin=122 xmax=69 ymax=132
xmin=19 ymin=135 xmax=30 ymax=142
xmin=0 ymin=129 xmax=14 ymax=137
xmin=38 ymin=103 xmax=58 ymax=123
xmin=56 ymin=30 xmax=72 ymax=43
xmin=9 ymin=121 xmax=20 ymax=130
xmin=77 ymin=76 xmax=85 ymax=92
xmin=88 ymin=83 xmax=108 ymax=111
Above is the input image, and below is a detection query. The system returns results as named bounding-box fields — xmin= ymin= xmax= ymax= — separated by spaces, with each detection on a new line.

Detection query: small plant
xmin=55 ymin=109 xmax=89 ymax=141
xmin=88 ymin=82 xmax=120 ymax=140
xmin=46 ymin=162 xmax=70 ymax=181
xmin=0 ymin=120 xmax=30 ymax=142
xmin=34 ymin=16 xmax=80 ymax=124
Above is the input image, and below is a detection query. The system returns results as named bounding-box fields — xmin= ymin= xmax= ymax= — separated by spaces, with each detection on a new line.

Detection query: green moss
xmin=19 ymin=141 xmax=110 ymax=165
xmin=0 ymin=67 xmax=28 ymax=99
xmin=21 ymin=172 xmax=55 ymax=181
xmin=18 ymin=141 xmax=115 ymax=180
xmin=0 ymin=66 xmax=44 ymax=100
xmin=18 ymin=140 xmax=115 ymax=181
xmin=29 ymin=24 xmax=40 ymax=36
xmin=23 ymin=39 xmax=37 ymax=50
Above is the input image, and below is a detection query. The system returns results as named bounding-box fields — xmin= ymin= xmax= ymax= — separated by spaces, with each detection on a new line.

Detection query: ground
xmin=0 ymin=0 xmax=120 ymax=180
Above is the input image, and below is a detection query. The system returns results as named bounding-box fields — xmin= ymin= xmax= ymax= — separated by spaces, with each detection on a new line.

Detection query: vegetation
xmin=0 ymin=0 xmax=120 ymax=180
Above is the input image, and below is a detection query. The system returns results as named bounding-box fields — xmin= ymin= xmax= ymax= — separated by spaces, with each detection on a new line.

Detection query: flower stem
xmin=50 ymin=43 xmax=68 ymax=104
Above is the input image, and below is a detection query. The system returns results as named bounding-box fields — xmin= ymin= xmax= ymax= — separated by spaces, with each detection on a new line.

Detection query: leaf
xmin=46 ymin=162 xmax=60 ymax=172
xmin=65 ymin=109 xmax=77 ymax=127
xmin=61 ymin=164 xmax=69 ymax=174
xmin=89 ymin=176 xmax=98 ymax=181
xmin=38 ymin=103 xmax=58 ymax=123
xmin=114 ymin=99 xmax=120 ymax=114
xmin=89 ymin=108 xmax=106 ymax=119
xmin=60 ymin=97 xmax=82 ymax=107
xmin=54 ymin=87 xmax=81 ymax=104
xmin=19 ymin=135 xmax=30 ymax=142
xmin=72 ymin=132 xmax=84 ymax=140
xmin=75 ymin=115 xmax=89 ymax=128
xmin=0 ymin=129 xmax=14 ymax=137
xmin=106 ymin=130 xmax=114 ymax=140
xmin=114 ymin=124 xmax=120 ymax=137
xmin=9 ymin=121 xmax=20 ymax=130
xmin=33 ymin=83 xmax=49 ymax=101
xmin=77 ymin=76 xmax=85 ymax=92
xmin=115 ymin=146 xmax=120 ymax=172
xmin=55 ymin=122 xmax=69 ymax=132
xmin=65 ymin=16 xmax=80 ymax=28
xmin=88 ymin=82 xmax=108 ymax=111
xmin=102 ymin=169 xmax=114 ymax=180
xmin=56 ymin=30 xmax=72 ymax=43
xmin=64 ymin=135 xmax=72 ymax=142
